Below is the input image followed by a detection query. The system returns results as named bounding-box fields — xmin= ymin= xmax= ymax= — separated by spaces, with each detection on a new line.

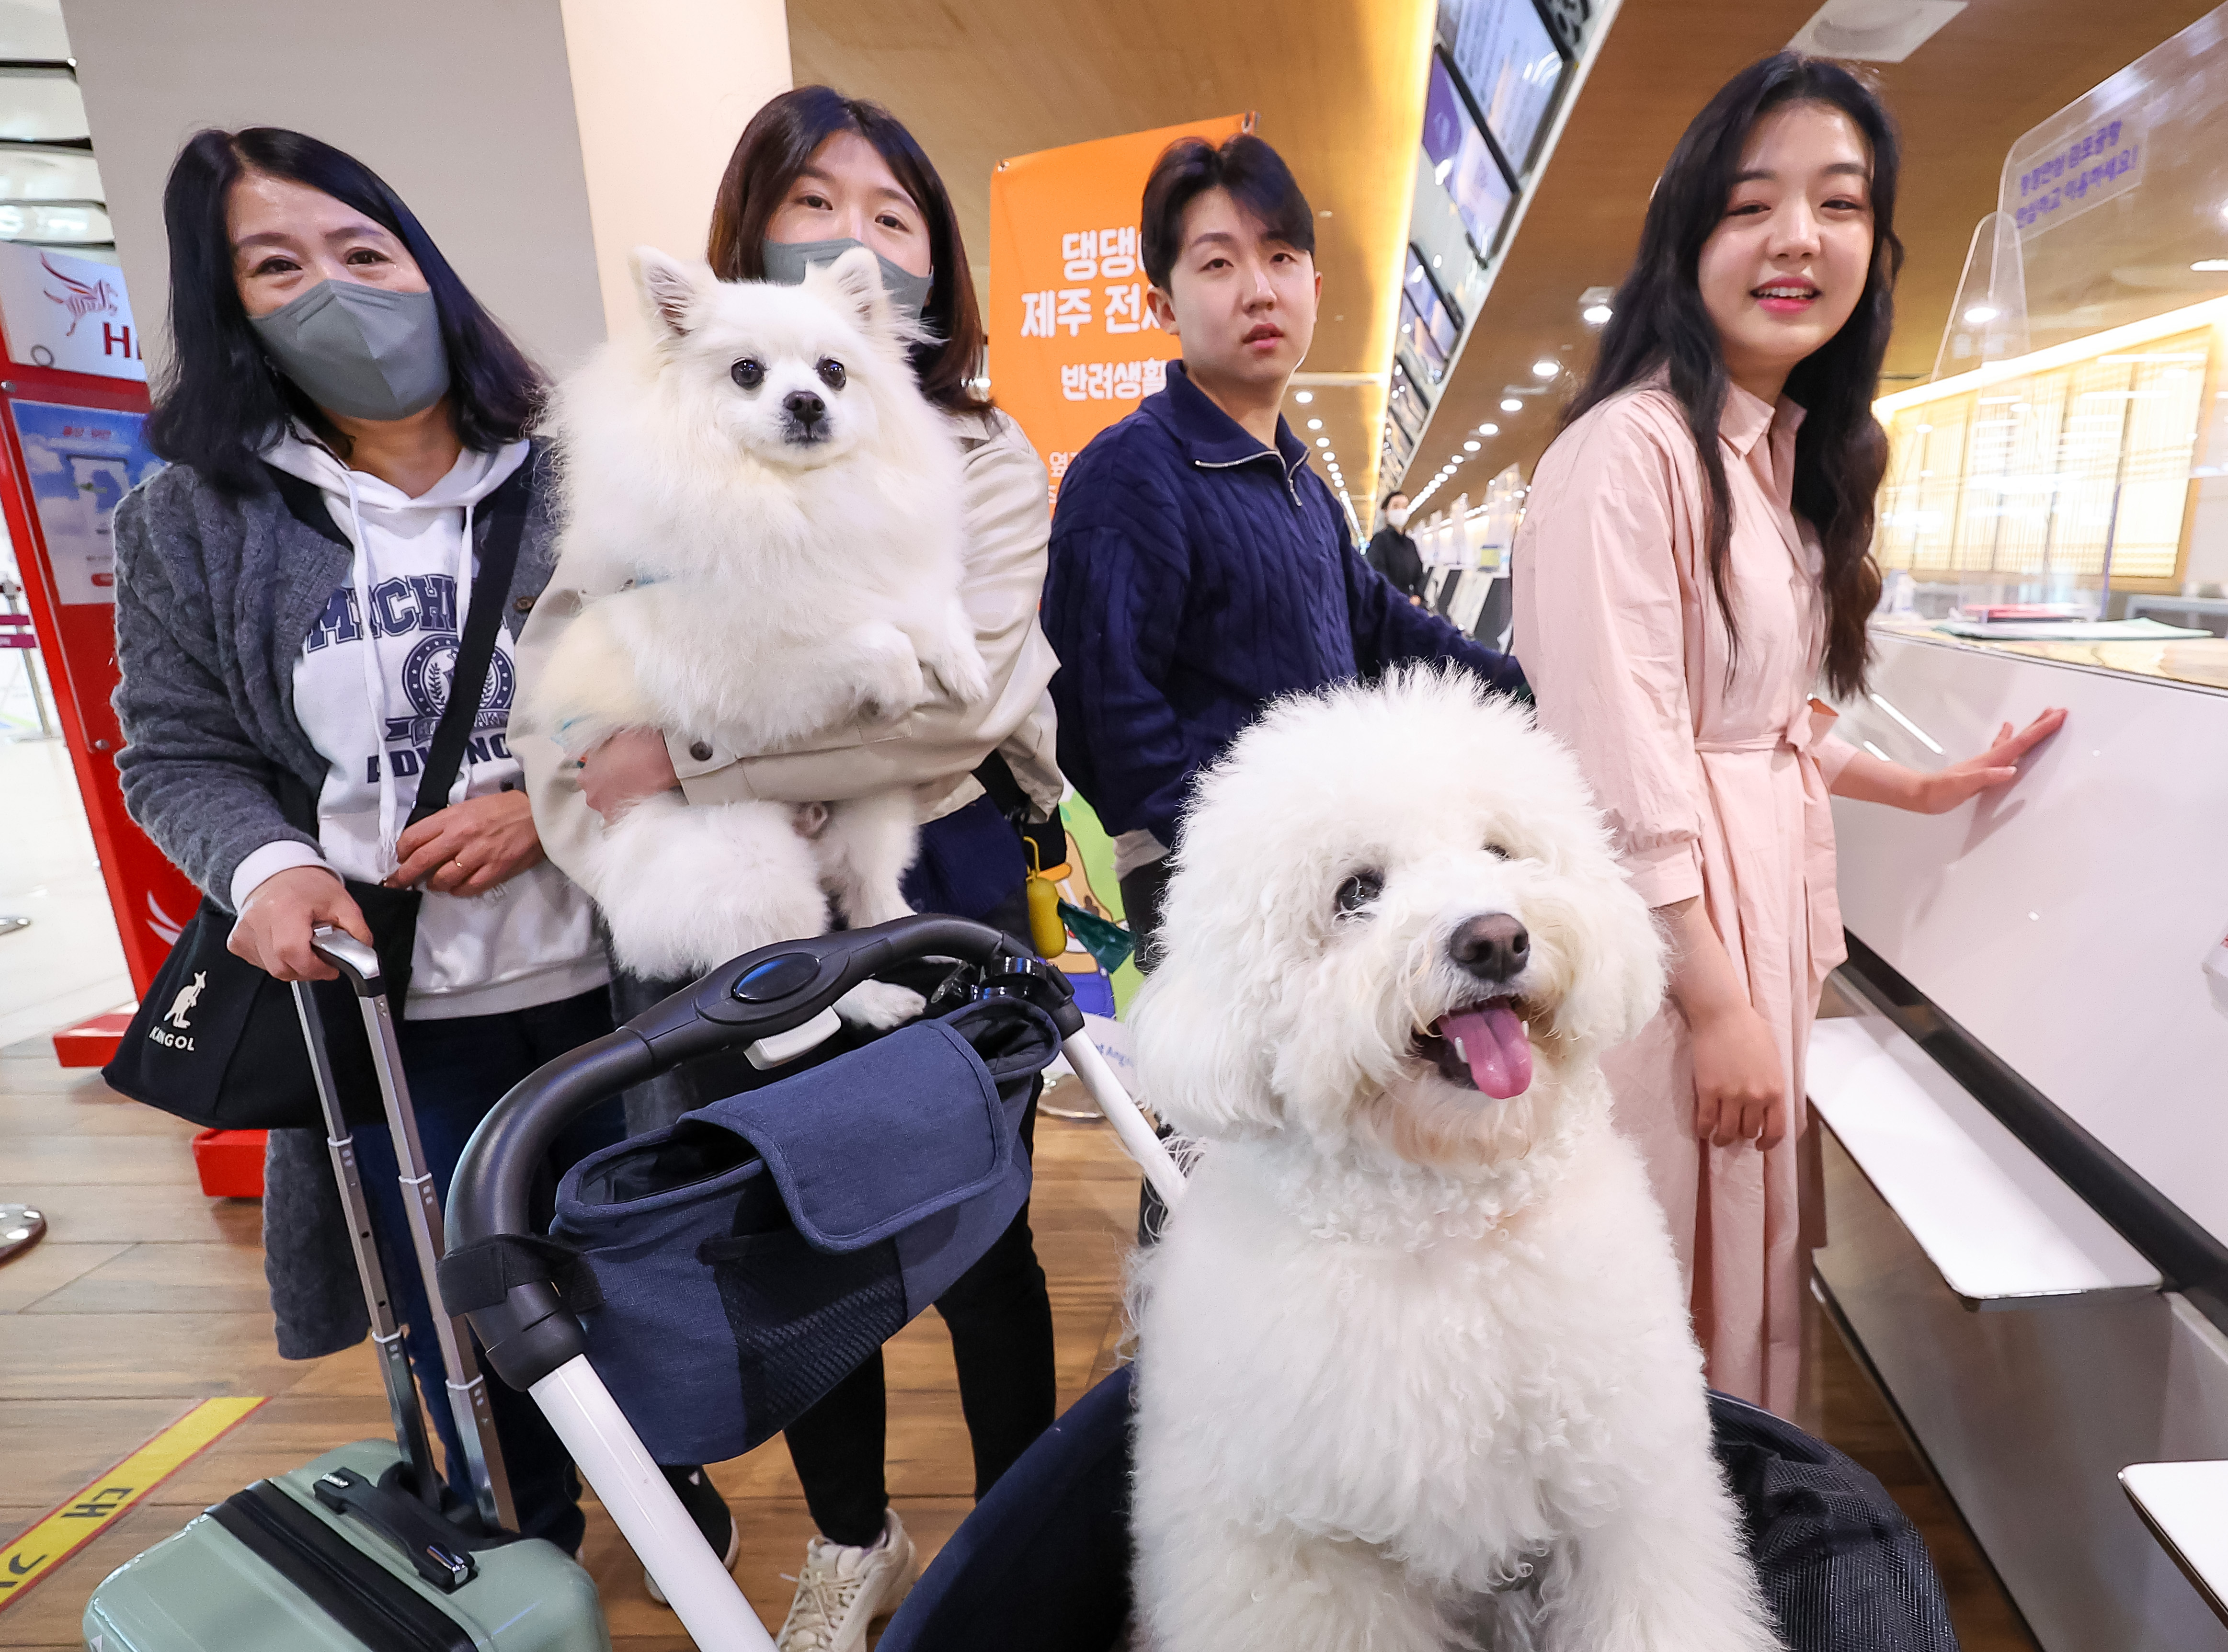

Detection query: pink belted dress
xmin=1513 ymin=376 xmax=1857 ymax=1416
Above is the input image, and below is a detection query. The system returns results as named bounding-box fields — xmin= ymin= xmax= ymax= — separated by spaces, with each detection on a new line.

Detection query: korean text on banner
xmin=988 ymin=114 xmax=1248 ymax=508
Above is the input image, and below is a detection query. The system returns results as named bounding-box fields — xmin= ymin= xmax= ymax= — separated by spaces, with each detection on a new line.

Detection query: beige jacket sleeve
xmin=516 ymin=407 xmax=1064 ymax=890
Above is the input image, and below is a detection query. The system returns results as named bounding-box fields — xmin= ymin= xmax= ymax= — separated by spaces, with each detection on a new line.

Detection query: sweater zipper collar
xmin=1192 ymin=444 xmax=1308 ymax=509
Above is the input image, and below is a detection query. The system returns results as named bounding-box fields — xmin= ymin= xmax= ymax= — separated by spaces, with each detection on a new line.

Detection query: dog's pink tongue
xmin=1442 ymin=1004 xmax=1533 ymax=1099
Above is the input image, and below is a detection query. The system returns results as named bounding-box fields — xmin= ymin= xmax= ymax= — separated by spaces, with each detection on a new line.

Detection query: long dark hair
xmin=146 ymin=127 xmax=544 ymax=493
xmin=708 ymin=86 xmax=990 ymax=415
xmin=1564 ymin=53 xmax=1900 ymax=698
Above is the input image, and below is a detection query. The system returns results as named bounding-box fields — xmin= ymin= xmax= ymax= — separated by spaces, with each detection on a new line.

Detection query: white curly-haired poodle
xmin=1128 ymin=668 xmax=1777 ymax=1652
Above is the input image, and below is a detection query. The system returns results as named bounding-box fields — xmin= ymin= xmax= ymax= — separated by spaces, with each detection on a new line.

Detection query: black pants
xmin=783 ymin=1097 xmax=1055 ymax=1547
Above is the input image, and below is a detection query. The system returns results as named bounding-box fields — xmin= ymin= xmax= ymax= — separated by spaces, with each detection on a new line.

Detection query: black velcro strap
xmin=212 ymin=1482 xmax=475 ymax=1652
xmin=437 ymin=1233 xmax=602 ymax=1316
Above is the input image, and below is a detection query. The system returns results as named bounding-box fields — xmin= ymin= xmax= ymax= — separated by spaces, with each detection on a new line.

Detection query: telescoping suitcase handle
xmin=297 ymin=928 xmax=517 ymax=1534
xmin=440 ymin=914 xmax=1181 ymax=1652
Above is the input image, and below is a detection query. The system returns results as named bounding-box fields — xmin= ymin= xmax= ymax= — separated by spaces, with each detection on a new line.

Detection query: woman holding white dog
xmin=1516 ymin=55 xmax=2065 ymax=1415
xmin=517 ymin=88 xmax=1063 ymax=1649
xmin=113 ymin=128 xmax=621 ymax=1550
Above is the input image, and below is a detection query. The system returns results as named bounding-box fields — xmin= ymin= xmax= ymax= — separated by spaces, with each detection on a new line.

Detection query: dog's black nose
xmin=783 ymin=389 xmax=826 ymax=426
xmin=1450 ymin=914 xmax=1529 ymax=983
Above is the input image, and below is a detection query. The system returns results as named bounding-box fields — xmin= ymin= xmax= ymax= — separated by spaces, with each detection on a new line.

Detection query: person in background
xmin=515 ymin=87 xmax=1062 ymax=1652
xmin=1365 ymin=489 xmax=1427 ymax=604
xmin=1516 ymin=54 xmax=2063 ymax=1416
xmin=112 ymin=127 xmax=617 ymax=1551
xmin=1042 ymin=134 xmax=1525 ymax=968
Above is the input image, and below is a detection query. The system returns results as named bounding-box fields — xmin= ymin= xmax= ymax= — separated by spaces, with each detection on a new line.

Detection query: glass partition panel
xmin=2005 ymin=8 xmax=2228 ymax=353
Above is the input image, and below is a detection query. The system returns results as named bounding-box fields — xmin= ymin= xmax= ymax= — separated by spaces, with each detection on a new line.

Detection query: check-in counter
xmin=1815 ymin=622 xmax=2228 ymax=1651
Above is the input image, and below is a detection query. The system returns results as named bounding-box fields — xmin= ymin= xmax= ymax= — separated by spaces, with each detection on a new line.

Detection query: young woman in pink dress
xmin=1515 ymin=53 xmax=2064 ymax=1415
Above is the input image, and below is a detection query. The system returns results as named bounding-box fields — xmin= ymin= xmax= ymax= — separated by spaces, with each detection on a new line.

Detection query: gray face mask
xmin=249 ymin=280 xmax=450 ymax=422
xmin=760 ymin=237 xmax=934 ymax=325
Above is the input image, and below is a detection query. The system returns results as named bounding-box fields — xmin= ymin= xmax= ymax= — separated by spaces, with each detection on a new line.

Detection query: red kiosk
xmin=0 ymin=249 xmax=204 ymax=1057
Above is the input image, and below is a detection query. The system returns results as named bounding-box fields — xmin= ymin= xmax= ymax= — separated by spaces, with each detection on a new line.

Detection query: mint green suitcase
xmin=82 ymin=1440 xmax=607 ymax=1652
xmin=83 ymin=935 xmax=609 ymax=1651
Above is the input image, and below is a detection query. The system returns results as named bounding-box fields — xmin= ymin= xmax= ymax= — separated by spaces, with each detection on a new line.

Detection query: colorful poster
xmin=988 ymin=114 xmax=1249 ymax=508
xmin=8 ymin=399 xmax=163 ymax=605
xmin=0 ymin=241 xmax=146 ymax=381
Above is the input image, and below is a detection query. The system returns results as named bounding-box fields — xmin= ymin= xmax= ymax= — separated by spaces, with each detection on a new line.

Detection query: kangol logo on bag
xmin=149 ymin=970 xmax=207 ymax=1051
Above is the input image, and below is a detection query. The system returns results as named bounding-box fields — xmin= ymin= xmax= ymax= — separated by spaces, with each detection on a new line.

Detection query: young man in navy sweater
xmin=1042 ymin=133 xmax=1524 ymax=961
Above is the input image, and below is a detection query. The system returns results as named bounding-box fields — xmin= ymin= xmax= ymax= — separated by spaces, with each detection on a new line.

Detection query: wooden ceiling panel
xmin=790 ymin=0 xmax=2221 ymax=520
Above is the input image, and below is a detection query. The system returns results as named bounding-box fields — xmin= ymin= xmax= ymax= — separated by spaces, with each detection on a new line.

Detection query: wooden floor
xmin=0 ymin=1040 xmax=2033 ymax=1650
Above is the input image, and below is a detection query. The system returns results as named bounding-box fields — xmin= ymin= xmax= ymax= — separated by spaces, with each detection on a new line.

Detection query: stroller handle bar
xmin=446 ymin=916 xmax=1047 ymax=1389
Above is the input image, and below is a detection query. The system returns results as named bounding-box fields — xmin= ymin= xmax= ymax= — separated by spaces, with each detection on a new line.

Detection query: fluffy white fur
xmin=530 ymin=246 xmax=985 ymax=1021
xmin=1128 ymin=669 xmax=1779 ymax=1652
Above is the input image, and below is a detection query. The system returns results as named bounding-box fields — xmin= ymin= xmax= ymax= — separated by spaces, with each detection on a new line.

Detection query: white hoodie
xmin=229 ymin=433 xmax=607 ymax=1019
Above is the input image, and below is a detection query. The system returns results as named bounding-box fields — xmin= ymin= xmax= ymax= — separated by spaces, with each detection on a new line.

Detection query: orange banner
xmin=987 ymin=114 xmax=1250 ymax=508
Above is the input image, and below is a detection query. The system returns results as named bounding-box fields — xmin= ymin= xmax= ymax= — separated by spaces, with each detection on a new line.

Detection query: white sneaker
xmin=774 ymin=1509 xmax=917 ymax=1652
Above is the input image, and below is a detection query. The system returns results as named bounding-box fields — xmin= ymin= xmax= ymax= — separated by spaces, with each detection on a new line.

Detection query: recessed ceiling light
xmin=1295 ymin=390 xmax=1314 ymax=403
xmin=1532 ymin=359 xmax=1558 ymax=378
xmin=1463 ymin=440 xmax=1481 ymax=452
xmin=1478 ymin=423 xmax=1498 ymax=436
xmin=1307 ymin=418 xmax=1323 ymax=430
xmin=1316 ymin=437 xmax=1330 ymax=447
xmin=2194 ymin=259 xmax=2228 ymax=272
xmin=1500 ymin=398 xmax=1523 ymax=413
xmin=1964 ymin=304 xmax=1999 ymax=324
xmin=1432 ymin=255 xmax=1442 ymax=268
xmin=1582 ymin=303 xmax=1613 ymax=325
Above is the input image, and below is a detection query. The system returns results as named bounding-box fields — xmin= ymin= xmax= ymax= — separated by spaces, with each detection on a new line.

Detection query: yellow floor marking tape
xmin=0 ymin=1395 xmax=265 ymax=1610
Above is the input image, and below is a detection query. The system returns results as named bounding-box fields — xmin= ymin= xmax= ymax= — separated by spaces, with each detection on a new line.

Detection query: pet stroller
xmin=443 ymin=915 xmax=1957 ymax=1652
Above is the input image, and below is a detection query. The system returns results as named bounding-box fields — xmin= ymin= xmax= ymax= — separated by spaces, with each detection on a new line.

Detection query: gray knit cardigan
xmin=112 ymin=441 xmax=566 ymax=1359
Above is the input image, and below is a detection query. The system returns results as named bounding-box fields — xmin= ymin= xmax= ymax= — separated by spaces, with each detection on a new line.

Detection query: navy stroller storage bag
xmin=548 ymin=996 xmax=1059 ymax=1467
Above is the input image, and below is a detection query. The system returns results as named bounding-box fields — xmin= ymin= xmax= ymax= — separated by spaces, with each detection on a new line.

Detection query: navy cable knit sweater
xmin=1042 ymin=361 xmax=1525 ymax=847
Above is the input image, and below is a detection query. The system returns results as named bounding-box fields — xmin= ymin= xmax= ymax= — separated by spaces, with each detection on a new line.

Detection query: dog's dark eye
xmin=817 ymin=357 xmax=847 ymax=390
xmin=731 ymin=358 xmax=765 ymax=390
xmin=1334 ymin=871 xmax=1383 ymax=917
xmin=1484 ymin=842 xmax=1510 ymax=861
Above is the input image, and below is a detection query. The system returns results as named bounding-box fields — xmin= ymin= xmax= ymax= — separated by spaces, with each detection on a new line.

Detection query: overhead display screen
xmin=1421 ymin=55 xmax=1514 ymax=259
xmin=1400 ymin=246 xmax=1462 ymax=383
xmin=1440 ymin=0 xmax=1566 ymax=174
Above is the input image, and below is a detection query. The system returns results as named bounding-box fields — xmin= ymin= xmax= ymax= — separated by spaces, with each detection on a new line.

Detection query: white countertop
xmin=2121 ymin=1460 xmax=2228 ymax=1625
xmin=1807 ymin=1006 xmax=2160 ymax=1308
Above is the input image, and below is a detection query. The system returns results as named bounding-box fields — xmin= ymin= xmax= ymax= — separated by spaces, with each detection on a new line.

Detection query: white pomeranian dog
xmin=1128 ymin=668 xmax=1779 ymax=1652
xmin=529 ymin=246 xmax=988 ymax=1024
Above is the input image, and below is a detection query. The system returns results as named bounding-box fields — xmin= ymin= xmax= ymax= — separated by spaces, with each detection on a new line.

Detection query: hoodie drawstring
xmin=451 ymin=498 xmax=478 ymax=815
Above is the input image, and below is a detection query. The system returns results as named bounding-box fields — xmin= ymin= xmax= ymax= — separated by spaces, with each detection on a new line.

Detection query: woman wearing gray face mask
xmin=114 ymin=127 xmax=627 ymax=1556
xmin=514 ymin=86 xmax=1066 ymax=1645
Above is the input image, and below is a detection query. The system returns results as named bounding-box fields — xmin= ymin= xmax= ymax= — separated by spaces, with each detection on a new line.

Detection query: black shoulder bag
xmin=103 ymin=464 xmax=533 ymax=1130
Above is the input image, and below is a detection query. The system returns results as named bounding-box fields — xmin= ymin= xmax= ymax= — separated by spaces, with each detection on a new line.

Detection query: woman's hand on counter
xmin=229 ymin=866 xmax=372 ymax=982
xmin=1830 ymin=706 xmax=2066 ymax=814
xmin=387 ymin=791 xmax=546 ymax=895
xmin=578 ymin=727 xmax=681 ymax=820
